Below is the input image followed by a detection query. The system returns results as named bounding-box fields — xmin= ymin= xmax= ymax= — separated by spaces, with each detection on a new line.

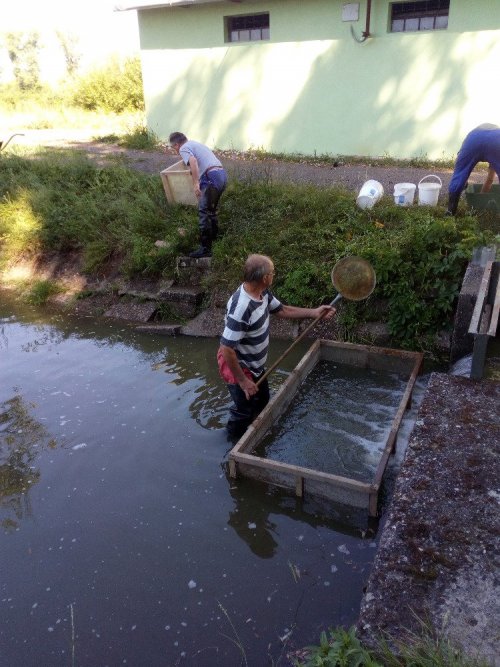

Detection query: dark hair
xmin=243 ymin=254 xmax=273 ymax=282
xmin=169 ymin=132 xmax=187 ymax=145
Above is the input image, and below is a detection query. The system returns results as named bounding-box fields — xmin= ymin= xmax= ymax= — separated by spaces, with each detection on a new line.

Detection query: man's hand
xmin=239 ymin=375 xmax=258 ymax=400
xmin=188 ymin=156 xmax=201 ymax=198
xmin=314 ymin=304 xmax=336 ymax=320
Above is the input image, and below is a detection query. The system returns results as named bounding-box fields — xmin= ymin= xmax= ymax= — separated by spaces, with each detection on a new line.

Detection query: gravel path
xmin=13 ymin=128 xmax=490 ymax=202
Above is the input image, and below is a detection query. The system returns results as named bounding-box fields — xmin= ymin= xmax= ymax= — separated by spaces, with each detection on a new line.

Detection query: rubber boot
xmin=446 ymin=191 xmax=461 ymax=216
xmin=189 ymin=229 xmax=212 ymax=258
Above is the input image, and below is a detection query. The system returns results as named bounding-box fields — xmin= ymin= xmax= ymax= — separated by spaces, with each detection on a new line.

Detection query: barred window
xmin=390 ymin=1 xmax=449 ymax=32
xmin=225 ymin=13 xmax=270 ymax=43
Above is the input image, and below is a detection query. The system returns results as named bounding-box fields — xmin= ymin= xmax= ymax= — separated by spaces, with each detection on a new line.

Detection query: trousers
xmin=226 ymin=377 xmax=270 ymax=441
xmin=198 ymin=169 xmax=227 ymax=248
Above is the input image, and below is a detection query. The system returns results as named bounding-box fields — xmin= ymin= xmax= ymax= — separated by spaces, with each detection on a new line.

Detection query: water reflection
xmin=224 ymin=467 xmax=378 ymax=560
xmin=0 ymin=393 xmax=56 ymax=531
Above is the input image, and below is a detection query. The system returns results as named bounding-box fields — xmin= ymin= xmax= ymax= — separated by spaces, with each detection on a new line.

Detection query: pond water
xmin=257 ymin=361 xmax=409 ymax=482
xmin=0 ymin=294 xmax=427 ymax=666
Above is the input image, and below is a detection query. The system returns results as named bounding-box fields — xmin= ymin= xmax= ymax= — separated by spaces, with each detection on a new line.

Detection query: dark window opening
xmin=225 ymin=13 xmax=270 ymax=43
xmin=390 ymin=0 xmax=449 ymax=32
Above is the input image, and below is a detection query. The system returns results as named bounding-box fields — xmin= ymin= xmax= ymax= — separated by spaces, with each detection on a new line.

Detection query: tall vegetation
xmin=0 ymin=153 xmax=495 ymax=352
xmin=69 ymin=57 xmax=144 ymax=113
xmin=4 ymin=31 xmax=42 ymax=90
xmin=0 ymin=43 xmax=144 ymax=116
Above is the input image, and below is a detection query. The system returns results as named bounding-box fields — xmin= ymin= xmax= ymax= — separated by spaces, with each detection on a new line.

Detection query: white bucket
xmin=394 ymin=182 xmax=416 ymax=206
xmin=356 ymin=180 xmax=384 ymax=210
xmin=418 ymin=175 xmax=442 ymax=206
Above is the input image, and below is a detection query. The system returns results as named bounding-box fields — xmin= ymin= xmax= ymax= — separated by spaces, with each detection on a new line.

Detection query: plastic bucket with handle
xmin=356 ymin=180 xmax=384 ymax=210
xmin=394 ymin=182 xmax=416 ymax=206
xmin=418 ymin=175 xmax=442 ymax=206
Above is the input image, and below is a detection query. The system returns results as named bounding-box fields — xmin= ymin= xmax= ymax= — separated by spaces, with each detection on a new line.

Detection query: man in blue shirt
xmin=169 ymin=132 xmax=227 ymax=258
xmin=218 ymin=254 xmax=335 ymax=441
xmin=447 ymin=123 xmax=500 ymax=215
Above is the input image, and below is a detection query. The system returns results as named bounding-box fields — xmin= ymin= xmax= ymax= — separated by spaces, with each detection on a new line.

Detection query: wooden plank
xmin=234 ymin=460 xmax=371 ymax=509
xmin=319 ymin=340 xmax=422 ymax=374
xmin=469 ymin=261 xmax=493 ymax=335
xmin=372 ymin=353 xmax=422 ymax=488
xmin=369 ymin=491 xmax=378 ymax=517
xmin=232 ymin=452 xmax=373 ymax=494
xmin=487 ymin=275 xmax=500 ymax=337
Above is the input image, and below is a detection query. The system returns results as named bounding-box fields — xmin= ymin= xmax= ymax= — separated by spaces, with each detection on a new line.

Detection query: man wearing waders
xmin=447 ymin=123 xmax=500 ymax=215
xmin=169 ymin=132 xmax=227 ymax=258
xmin=217 ymin=254 xmax=335 ymax=441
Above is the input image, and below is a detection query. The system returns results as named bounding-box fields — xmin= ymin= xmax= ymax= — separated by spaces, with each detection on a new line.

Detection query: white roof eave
xmin=116 ymin=0 xmax=227 ymax=11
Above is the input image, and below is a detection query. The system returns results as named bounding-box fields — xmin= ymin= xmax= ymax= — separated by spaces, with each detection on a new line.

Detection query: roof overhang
xmin=116 ymin=0 xmax=235 ymax=10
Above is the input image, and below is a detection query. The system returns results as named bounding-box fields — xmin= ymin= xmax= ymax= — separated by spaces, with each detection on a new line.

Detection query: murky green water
xmin=0 ymin=293 xmax=425 ymax=666
xmin=257 ymin=361 xmax=408 ymax=482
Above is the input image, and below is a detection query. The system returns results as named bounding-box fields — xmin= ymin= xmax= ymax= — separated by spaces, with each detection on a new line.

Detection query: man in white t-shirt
xmin=169 ymin=132 xmax=228 ymax=258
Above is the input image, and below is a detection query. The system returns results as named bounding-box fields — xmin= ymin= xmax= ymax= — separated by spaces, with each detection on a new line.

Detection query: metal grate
xmin=226 ymin=13 xmax=270 ymax=43
xmin=390 ymin=0 xmax=449 ymax=32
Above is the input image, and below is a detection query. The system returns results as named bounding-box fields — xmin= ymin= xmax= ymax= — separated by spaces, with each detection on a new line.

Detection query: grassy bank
xmin=0 ymin=150 xmax=496 ymax=352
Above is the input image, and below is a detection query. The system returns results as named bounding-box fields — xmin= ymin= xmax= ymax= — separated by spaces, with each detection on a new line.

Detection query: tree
xmin=56 ymin=31 xmax=81 ymax=78
xmin=5 ymin=31 xmax=42 ymax=90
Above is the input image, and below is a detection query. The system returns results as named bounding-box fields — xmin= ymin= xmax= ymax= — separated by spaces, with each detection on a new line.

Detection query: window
xmin=225 ymin=13 xmax=270 ymax=43
xmin=390 ymin=1 xmax=449 ymax=32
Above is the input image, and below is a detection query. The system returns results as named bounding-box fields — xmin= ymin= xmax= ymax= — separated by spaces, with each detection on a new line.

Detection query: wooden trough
xmin=160 ymin=160 xmax=197 ymax=206
xmin=229 ymin=340 xmax=423 ymax=517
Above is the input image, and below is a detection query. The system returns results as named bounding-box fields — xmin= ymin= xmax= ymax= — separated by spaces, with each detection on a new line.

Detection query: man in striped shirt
xmin=218 ymin=254 xmax=335 ymax=441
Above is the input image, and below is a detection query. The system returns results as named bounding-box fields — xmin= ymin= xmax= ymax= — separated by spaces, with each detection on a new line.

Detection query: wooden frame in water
xmin=229 ymin=340 xmax=423 ymax=517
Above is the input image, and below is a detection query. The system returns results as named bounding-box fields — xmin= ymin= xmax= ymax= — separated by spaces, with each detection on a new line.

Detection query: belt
xmin=205 ymin=166 xmax=223 ymax=173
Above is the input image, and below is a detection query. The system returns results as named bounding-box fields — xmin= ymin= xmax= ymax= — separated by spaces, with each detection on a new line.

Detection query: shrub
xmin=70 ymin=57 xmax=144 ymax=113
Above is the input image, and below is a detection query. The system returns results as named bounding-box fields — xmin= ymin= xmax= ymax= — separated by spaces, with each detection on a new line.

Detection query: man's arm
xmin=187 ymin=156 xmax=201 ymax=198
xmin=481 ymin=167 xmax=496 ymax=193
xmin=276 ymin=304 xmax=335 ymax=320
xmin=219 ymin=345 xmax=258 ymax=399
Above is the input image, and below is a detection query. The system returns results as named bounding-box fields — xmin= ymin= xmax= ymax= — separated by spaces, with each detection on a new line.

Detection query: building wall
xmin=137 ymin=0 xmax=500 ymax=159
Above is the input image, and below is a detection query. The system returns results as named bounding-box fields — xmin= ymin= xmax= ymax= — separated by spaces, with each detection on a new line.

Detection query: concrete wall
xmin=136 ymin=0 xmax=500 ymax=158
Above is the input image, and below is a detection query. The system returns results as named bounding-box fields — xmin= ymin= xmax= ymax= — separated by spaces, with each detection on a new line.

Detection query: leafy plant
xmin=295 ymin=627 xmax=381 ymax=667
xmin=23 ymin=279 xmax=62 ymax=305
xmin=70 ymin=56 xmax=144 ymax=113
xmin=118 ymin=124 xmax=160 ymax=150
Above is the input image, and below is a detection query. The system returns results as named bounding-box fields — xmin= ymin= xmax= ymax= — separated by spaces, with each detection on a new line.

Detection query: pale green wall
xmin=137 ymin=0 xmax=500 ymax=159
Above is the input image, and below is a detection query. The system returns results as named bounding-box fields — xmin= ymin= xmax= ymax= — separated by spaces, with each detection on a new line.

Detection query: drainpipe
xmin=351 ymin=0 xmax=372 ymax=43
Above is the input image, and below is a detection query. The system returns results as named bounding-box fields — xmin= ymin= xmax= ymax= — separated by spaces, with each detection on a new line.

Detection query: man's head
xmin=169 ymin=132 xmax=187 ymax=154
xmin=243 ymin=254 xmax=275 ymax=284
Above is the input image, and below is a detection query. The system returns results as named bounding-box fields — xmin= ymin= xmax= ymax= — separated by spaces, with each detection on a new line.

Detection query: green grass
xmin=0 ymin=151 xmax=495 ymax=352
xmin=293 ymin=625 xmax=491 ymax=667
xmin=23 ymin=279 xmax=62 ymax=305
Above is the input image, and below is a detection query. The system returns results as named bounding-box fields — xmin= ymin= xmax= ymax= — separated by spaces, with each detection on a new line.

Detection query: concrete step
xmin=104 ymin=300 xmax=158 ymax=322
xmin=176 ymin=255 xmax=212 ymax=287
xmin=156 ymin=285 xmax=206 ymax=319
xmin=136 ymin=323 xmax=182 ymax=335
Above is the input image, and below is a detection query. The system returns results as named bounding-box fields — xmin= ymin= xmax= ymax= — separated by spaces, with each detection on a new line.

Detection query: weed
xmin=294 ymin=626 xmax=381 ymax=667
xmin=217 ymin=601 xmax=248 ymax=667
xmin=23 ymin=279 xmax=62 ymax=305
xmin=118 ymin=124 xmax=161 ymax=150
xmin=294 ymin=623 xmax=489 ymax=667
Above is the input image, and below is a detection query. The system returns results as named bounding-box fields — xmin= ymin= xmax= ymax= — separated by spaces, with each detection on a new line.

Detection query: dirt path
xmin=11 ymin=128 xmax=490 ymax=201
